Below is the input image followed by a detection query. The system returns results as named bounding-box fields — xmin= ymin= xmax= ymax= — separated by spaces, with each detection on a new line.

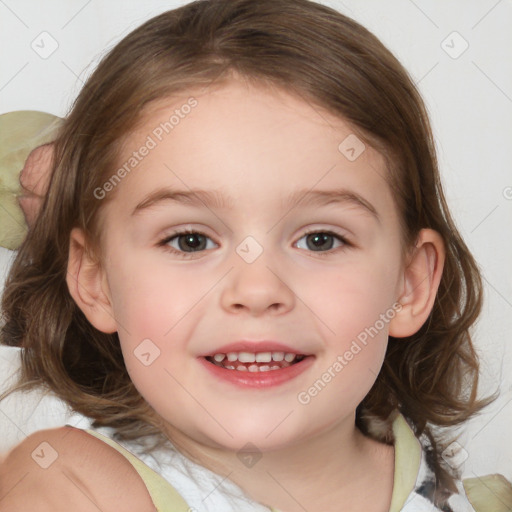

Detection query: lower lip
xmin=198 ymin=356 xmax=315 ymax=388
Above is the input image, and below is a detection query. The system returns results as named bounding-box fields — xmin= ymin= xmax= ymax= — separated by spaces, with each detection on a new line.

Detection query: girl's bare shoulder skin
xmin=0 ymin=426 xmax=156 ymax=511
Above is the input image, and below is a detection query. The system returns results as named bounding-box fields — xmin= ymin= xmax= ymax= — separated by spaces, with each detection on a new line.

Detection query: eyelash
xmin=157 ymin=228 xmax=351 ymax=259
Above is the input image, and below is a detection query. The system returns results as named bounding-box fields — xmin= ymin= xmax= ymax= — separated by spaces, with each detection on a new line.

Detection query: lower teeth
xmin=226 ymin=364 xmax=288 ymax=372
xmin=208 ymin=356 xmax=305 ymax=372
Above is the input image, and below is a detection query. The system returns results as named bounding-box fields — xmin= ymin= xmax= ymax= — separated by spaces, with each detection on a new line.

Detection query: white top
xmin=86 ymin=414 xmax=477 ymax=512
xmin=89 ymin=424 xmax=272 ymax=512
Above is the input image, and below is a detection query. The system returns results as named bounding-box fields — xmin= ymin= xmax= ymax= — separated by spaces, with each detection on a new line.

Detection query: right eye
xmin=294 ymin=230 xmax=349 ymax=254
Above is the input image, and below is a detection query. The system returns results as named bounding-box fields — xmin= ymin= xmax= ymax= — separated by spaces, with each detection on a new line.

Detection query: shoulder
xmin=0 ymin=425 xmax=156 ymax=511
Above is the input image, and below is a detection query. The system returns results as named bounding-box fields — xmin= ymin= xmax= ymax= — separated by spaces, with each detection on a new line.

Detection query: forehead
xmin=104 ymin=78 xmax=393 ymax=221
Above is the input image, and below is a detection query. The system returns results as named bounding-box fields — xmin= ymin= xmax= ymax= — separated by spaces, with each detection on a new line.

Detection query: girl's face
xmin=96 ymin=78 xmax=405 ymax=453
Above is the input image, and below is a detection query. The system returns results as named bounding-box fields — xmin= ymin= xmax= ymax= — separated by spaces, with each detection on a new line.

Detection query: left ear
xmin=389 ymin=228 xmax=445 ymax=338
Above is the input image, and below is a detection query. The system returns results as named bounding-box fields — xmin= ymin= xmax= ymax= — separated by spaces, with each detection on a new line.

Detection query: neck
xmin=164 ymin=415 xmax=395 ymax=512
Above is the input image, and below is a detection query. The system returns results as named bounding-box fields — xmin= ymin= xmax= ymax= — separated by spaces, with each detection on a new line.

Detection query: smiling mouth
xmin=204 ymin=352 xmax=308 ymax=372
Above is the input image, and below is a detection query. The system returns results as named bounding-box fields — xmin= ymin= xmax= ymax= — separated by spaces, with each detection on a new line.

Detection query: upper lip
xmin=200 ymin=341 xmax=312 ymax=357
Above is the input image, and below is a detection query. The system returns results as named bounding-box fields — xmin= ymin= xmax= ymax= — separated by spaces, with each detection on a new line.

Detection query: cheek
xmin=297 ymin=272 xmax=395 ymax=417
xmin=299 ymin=256 xmax=400 ymax=396
xmin=308 ymin=258 xmax=400 ymax=338
xmin=106 ymin=253 xmax=205 ymax=338
xmin=104 ymin=253 xmax=219 ymax=391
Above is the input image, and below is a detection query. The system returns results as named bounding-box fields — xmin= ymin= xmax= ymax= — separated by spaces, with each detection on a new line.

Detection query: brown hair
xmin=1 ymin=0 xmax=492 ymax=488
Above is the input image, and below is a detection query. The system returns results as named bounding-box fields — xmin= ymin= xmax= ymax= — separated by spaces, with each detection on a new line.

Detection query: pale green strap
xmin=84 ymin=429 xmax=191 ymax=512
xmin=258 ymin=414 xmax=421 ymax=512
xmin=388 ymin=414 xmax=422 ymax=512
xmin=83 ymin=414 xmax=422 ymax=512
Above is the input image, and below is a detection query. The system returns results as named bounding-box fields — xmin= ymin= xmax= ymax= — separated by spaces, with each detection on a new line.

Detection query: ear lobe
xmin=389 ymin=228 xmax=445 ymax=338
xmin=66 ymin=227 xmax=117 ymax=334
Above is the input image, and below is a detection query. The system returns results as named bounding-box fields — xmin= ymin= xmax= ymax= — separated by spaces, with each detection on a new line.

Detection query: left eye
xmin=295 ymin=231 xmax=348 ymax=253
xmin=161 ymin=231 xmax=217 ymax=253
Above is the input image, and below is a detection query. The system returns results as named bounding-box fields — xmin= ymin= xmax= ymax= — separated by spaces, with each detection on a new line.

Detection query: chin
xmin=209 ymin=415 xmax=311 ymax=453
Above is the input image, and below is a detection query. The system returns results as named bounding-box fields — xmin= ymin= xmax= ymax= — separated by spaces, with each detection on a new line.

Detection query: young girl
xmin=0 ymin=0 xmax=504 ymax=510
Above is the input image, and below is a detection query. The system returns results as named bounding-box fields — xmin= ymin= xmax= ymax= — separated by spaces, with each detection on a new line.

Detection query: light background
xmin=0 ymin=0 xmax=511 ymax=482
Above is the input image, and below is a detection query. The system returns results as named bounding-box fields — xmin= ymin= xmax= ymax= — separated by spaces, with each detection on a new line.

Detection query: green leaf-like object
xmin=463 ymin=474 xmax=512 ymax=512
xmin=0 ymin=111 xmax=63 ymax=249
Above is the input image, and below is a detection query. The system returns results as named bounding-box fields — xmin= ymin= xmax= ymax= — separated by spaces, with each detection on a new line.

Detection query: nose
xmin=220 ymin=250 xmax=296 ymax=316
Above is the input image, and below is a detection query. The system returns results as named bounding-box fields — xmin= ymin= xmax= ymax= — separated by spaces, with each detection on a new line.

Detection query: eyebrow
xmin=131 ymin=186 xmax=379 ymax=221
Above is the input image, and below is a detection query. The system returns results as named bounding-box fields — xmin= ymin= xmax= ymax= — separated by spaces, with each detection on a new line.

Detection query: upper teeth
xmin=213 ymin=352 xmax=298 ymax=363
